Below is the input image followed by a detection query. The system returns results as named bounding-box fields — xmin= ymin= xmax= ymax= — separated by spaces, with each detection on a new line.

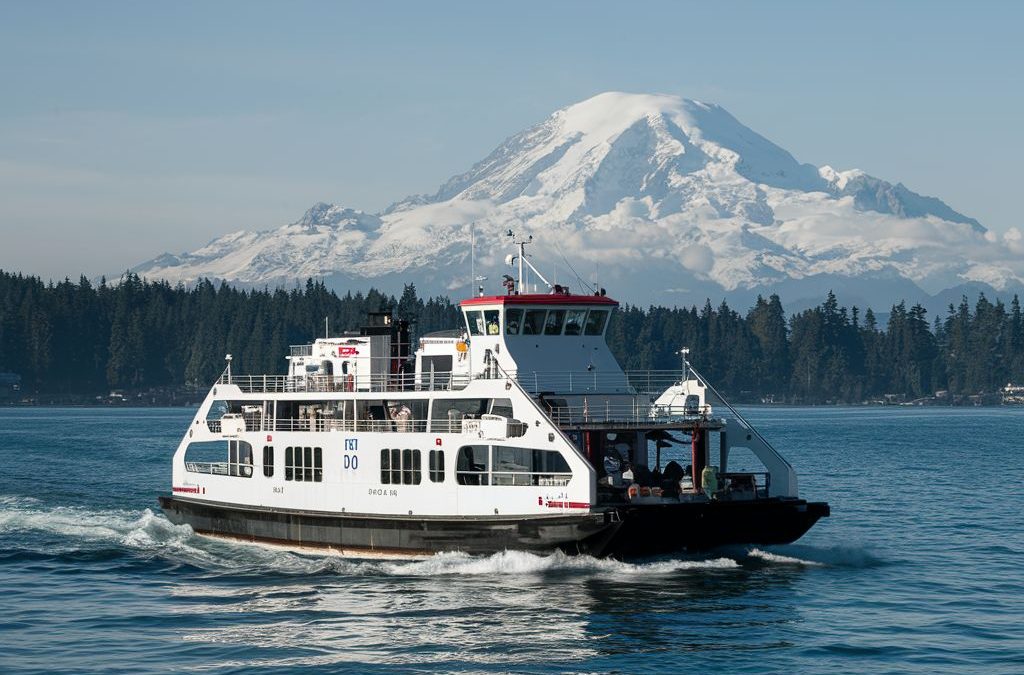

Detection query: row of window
xmin=465 ymin=308 xmax=609 ymax=337
xmin=184 ymin=442 xmax=571 ymax=488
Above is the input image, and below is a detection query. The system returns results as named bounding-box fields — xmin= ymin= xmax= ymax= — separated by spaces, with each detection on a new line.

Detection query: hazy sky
xmin=1 ymin=1 xmax=1021 ymax=280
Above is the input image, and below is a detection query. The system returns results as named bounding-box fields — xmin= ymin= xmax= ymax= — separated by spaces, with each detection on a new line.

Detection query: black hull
xmin=597 ymin=499 xmax=830 ymax=558
xmin=159 ymin=496 xmax=828 ymax=559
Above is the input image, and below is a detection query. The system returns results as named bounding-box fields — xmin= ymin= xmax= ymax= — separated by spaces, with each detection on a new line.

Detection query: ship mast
xmin=505 ymin=229 xmax=551 ymax=294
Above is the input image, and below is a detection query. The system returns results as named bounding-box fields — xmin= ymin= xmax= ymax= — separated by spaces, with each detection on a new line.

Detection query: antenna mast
xmin=505 ymin=229 xmax=551 ymax=293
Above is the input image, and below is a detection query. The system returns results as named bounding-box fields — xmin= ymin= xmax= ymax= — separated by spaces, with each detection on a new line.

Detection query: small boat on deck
xmin=159 ymin=236 xmax=829 ymax=557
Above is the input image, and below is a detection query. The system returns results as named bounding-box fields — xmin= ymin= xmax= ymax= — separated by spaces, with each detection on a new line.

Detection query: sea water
xmin=0 ymin=406 xmax=1021 ymax=673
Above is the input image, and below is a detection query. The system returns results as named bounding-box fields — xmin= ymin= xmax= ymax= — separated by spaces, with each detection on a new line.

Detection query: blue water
xmin=1 ymin=406 xmax=1022 ymax=673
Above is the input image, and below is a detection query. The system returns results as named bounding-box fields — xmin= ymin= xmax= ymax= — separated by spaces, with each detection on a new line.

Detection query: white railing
xmin=219 ymin=372 xmax=473 ymax=394
xmin=514 ymin=370 xmax=689 ymax=396
xmin=203 ymin=416 xmax=518 ymax=435
xmin=543 ymin=401 xmax=712 ymax=427
xmin=185 ymin=461 xmax=229 ymax=475
xmin=273 ymin=417 xmax=430 ymax=433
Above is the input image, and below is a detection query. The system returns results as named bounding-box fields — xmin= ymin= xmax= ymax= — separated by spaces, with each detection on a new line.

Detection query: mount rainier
xmin=132 ymin=92 xmax=1024 ymax=312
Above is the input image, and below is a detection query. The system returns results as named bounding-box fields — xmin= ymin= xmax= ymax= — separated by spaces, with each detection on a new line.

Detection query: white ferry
xmin=160 ymin=238 xmax=829 ymax=557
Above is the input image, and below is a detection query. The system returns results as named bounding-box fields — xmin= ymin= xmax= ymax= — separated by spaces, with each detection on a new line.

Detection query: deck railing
xmin=219 ymin=372 xmax=473 ymax=394
xmin=513 ymin=370 xmax=690 ymax=397
xmin=541 ymin=401 xmax=711 ymax=427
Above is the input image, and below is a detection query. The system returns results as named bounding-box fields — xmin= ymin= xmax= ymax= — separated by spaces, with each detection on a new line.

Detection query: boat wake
xmin=747 ymin=548 xmax=825 ymax=566
xmin=0 ymin=495 xmax=875 ymax=577
xmin=382 ymin=549 xmax=739 ymax=577
xmin=742 ymin=543 xmax=884 ymax=568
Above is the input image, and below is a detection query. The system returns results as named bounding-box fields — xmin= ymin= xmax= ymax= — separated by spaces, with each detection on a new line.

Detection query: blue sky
xmin=1 ymin=1 xmax=1021 ymax=279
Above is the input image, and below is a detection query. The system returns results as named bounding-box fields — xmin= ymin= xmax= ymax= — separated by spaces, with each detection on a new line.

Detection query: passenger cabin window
xmin=544 ymin=309 xmax=566 ymax=335
xmin=429 ymin=450 xmax=445 ymax=483
xmin=465 ymin=310 xmax=484 ymax=336
xmin=484 ymin=309 xmax=500 ymax=335
xmin=584 ymin=309 xmax=609 ymax=335
xmin=522 ymin=310 xmax=546 ymax=335
xmin=456 ymin=445 xmax=490 ymax=485
xmin=285 ymin=446 xmax=323 ymax=482
xmin=184 ymin=440 xmax=253 ymax=477
xmin=228 ymin=440 xmax=253 ymax=477
xmin=492 ymin=447 xmax=572 ymax=486
xmin=262 ymin=445 xmax=274 ymax=477
xmin=381 ymin=448 xmax=421 ymax=484
xmin=505 ymin=308 xmax=523 ymax=335
xmin=564 ymin=309 xmax=587 ymax=336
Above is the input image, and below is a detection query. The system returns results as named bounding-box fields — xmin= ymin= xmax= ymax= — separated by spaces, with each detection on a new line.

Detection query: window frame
xmin=262 ymin=445 xmax=274 ymax=478
xmin=584 ymin=309 xmax=609 ymax=336
xmin=564 ymin=309 xmax=587 ymax=336
xmin=544 ymin=309 xmax=567 ymax=335
xmin=505 ymin=308 xmax=523 ymax=335
xmin=429 ymin=449 xmax=445 ymax=483
xmin=465 ymin=310 xmax=484 ymax=336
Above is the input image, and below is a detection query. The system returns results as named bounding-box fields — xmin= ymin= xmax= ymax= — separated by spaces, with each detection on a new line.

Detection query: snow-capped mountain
xmin=132 ymin=92 xmax=1024 ymax=311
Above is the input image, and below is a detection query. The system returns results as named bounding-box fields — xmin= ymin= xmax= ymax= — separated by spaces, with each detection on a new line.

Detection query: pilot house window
xmin=543 ymin=310 xmax=566 ymax=335
xmin=465 ymin=310 xmax=485 ymax=336
xmin=522 ymin=310 xmax=546 ymax=335
xmin=564 ymin=309 xmax=587 ymax=336
xmin=584 ymin=310 xmax=609 ymax=335
xmin=505 ymin=308 xmax=523 ymax=335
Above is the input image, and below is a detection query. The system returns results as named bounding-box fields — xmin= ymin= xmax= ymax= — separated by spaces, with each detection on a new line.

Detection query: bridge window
xmin=381 ymin=448 xmax=421 ymax=484
xmin=465 ymin=310 xmax=484 ymax=336
xmin=285 ymin=446 xmax=322 ymax=482
xmin=584 ymin=310 xmax=609 ymax=335
xmin=456 ymin=445 xmax=490 ymax=485
xmin=505 ymin=308 xmax=523 ymax=335
xmin=544 ymin=310 xmax=566 ymax=335
xmin=522 ymin=310 xmax=546 ymax=335
xmin=484 ymin=309 xmax=500 ymax=335
xmin=564 ymin=309 xmax=587 ymax=336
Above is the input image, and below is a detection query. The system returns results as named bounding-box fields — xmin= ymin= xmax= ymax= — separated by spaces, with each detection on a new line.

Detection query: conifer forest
xmin=2 ymin=270 xmax=1023 ymax=404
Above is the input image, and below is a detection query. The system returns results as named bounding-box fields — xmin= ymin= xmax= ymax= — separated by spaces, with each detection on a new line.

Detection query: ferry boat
xmin=159 ymin=236 xmax=829 ymax=558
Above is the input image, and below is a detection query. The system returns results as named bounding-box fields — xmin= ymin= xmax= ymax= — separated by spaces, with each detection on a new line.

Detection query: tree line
xmin=2 ymin=269 xmax=1023 ymax=403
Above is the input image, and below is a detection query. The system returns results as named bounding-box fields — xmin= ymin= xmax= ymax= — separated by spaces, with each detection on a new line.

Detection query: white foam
xmin=747 ymin=548 xmax=824 ymax=566
xmin=1 ymin=496 xmax=746 ymax=577
xmin=383 ymin=549 xmax=739 ymax=577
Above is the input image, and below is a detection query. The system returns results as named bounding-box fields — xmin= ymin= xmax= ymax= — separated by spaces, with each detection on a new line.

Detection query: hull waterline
xmin=159 ymin=496 xmax=829 ymax=559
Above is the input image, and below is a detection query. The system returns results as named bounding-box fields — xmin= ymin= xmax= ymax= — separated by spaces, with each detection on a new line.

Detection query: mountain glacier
xmin=132 ymin=92 xmax=1023 ymax=311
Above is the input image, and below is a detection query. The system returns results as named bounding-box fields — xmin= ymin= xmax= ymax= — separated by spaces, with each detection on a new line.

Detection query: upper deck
xmin=216 ymin=367 xmax=713 ymax=430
